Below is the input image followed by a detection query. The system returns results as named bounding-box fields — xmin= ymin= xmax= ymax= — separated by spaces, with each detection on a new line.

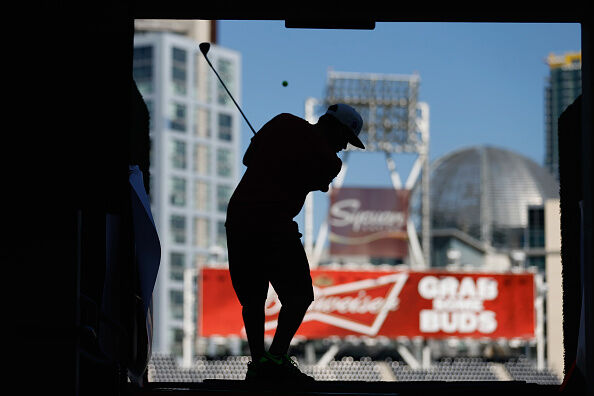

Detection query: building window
xmin=216 ymin=220 xmax=227 ymax=250
xmin=193 ymin=143 xmax=211 ymax=175
xmin=193 ymin=217 xmax=210 ymax=248
xmin=527 ymin=255 xmax=546 ymax=273
xmin=170 ymin=252 xmax=184 ymax=281
xmin=171 ymin=47 xmax=187 ymax=96
xmin=195 ymin=53 xmax=212 ymax=103
xmin=170 ymin=215 xmax=186 ymax=244
xmin=133 ymin=46 xmax=153 ymax=94
xmin=218 ymin=113 xmax=233 ymax=141
xmin=194 ymin=52 xmax=201 ymax=94
xmin=216 ymin=58 xmax=234 ymax=106
xmin=170 ymin=177 xmax=186 ymax=206
xmin=194 ymin=180 xmax=210 ymax=211
xmin=170 ymin=140 xmax=186 ymax=169
xmin=169 ymin=328 xmax=184 ymax=356
xmin=169 ymin=102 xmax=187 ymax=132
xmin=217 ymin=148 xmax=232 ymax=178
xmin=170 ymin=290 xmax=184 ymax=320
xmin=527 ymin=207 xmax=545 ymax=248
xmin=194 ymin=107 xmax=211 ymax=138
xmin=217 ymin=184 xmax=232 ymax=213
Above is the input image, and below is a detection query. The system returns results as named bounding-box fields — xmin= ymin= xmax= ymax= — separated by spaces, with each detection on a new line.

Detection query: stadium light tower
xmin=305 ymin=70 xmax=430 ymax=268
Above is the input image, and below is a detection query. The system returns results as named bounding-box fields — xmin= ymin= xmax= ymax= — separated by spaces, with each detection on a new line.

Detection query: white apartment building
xmin=133 ymin=23 xmax=241 ymax=356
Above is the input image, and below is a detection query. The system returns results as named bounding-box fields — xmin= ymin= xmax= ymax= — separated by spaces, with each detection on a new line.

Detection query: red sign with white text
xmin=199 ymin=268 xmax=535 ymax=339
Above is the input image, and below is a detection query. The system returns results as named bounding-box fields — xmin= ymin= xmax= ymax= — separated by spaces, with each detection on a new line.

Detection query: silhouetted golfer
xmin=225 ymin=104 xmax=365 ymax=383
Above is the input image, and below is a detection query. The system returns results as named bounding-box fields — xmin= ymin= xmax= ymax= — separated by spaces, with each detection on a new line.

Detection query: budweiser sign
xmin=329 ymin=187 xmax=410 ymax=258
xmin=199 ymin=268 xmax=535 ymax=339
xmin=263 ymin=272 xmax=408 ymax=337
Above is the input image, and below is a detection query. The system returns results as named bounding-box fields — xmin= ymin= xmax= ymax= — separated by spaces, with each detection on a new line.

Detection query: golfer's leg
xmin=226 ymin=228 xmax=268 ymax=363
xmin=269 ymin=297 xmax=312 ymax=356
xmin=269 ymin=234 xmax=314 ymax=356
xmin=242 ymin=303 xmax=266 ymax=362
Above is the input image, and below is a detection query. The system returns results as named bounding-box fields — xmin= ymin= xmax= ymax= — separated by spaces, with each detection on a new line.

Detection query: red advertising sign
xmin=199 ymin=268 xmax=535 ymax=340
xmin=329 ymin=187 xmax=410 ymax=258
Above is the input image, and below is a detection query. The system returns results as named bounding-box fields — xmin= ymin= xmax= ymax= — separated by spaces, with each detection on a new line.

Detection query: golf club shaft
xmin=201 ymin=53 xmax=257 ymax=135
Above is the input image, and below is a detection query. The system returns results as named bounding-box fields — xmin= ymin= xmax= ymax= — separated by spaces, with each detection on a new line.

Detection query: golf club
xmin=199 ymin=42 xmax=257 ymax=135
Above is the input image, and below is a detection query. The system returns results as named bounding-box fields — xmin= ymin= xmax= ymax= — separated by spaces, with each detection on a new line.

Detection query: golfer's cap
xmin=325 ymin=104 xmax=365 ymax=149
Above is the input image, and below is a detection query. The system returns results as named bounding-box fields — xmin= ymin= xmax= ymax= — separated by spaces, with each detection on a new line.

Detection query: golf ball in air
xmin=282 ymin=80 xmax=288 ymax=87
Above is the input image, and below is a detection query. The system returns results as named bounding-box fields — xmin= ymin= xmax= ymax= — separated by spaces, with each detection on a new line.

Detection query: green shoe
xmin=245 ymin=360 xmax=262 ymax=381
xmin=258 ymin=351 xmax=315 ymax=383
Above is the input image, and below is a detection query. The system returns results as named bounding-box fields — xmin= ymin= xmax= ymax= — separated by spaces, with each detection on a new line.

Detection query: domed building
xmin=428 ymin=145 xmax=559 ymax=269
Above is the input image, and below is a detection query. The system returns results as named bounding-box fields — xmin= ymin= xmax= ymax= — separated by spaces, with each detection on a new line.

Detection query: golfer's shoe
xmin=245 ymin=360 xmax=261 ymax=381
xmin=257 ymin=351 xmax=315 ymax=383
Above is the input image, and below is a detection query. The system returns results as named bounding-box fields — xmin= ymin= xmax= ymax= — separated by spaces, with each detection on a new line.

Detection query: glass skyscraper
xmin=544 ymin=52 xmax=581 ymax=180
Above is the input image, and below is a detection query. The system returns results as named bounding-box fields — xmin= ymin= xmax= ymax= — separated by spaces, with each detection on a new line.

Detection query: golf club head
xmin=199 ymin=42 xmax=211 ymax=56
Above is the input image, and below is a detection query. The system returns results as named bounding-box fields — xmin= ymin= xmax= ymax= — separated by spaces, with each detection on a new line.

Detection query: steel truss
xmin=305 ymin=70 xmax=430 ymax=269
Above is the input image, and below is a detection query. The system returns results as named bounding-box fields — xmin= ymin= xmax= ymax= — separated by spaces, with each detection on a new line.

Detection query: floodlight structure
xmin=305 ymin=70 xmax=430 ymax=269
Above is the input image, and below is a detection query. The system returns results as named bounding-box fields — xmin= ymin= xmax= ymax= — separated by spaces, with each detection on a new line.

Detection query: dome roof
xmin=430 ymin=145 xmax=559 ymax=248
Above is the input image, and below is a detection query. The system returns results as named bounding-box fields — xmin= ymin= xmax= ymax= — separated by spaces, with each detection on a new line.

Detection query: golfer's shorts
xmin=225 ymin=229 xmax=314 ymax=307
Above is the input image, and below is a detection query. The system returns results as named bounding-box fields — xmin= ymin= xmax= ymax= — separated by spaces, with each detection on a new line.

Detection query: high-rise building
xmin=544 ymin=52 xmax=581 ymax=180
xmin=133 ymin=21 xmax=241 ymax=356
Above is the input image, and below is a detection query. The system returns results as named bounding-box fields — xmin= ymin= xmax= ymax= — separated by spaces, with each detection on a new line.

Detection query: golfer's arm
xmin=301 ymin=156 xmax=341 ymax=192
